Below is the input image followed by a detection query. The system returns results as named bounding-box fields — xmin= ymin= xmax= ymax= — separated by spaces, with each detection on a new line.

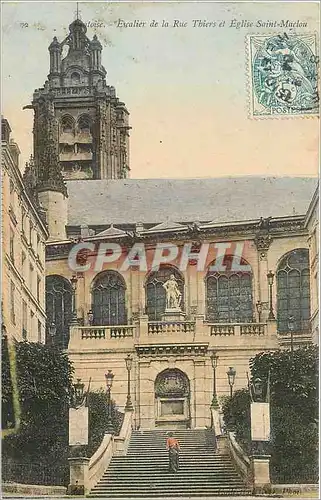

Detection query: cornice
xmin=135 ymin=343 xmax=209 ymax=357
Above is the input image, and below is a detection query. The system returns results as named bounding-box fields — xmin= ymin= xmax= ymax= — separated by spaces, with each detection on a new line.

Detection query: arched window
xmin=70 ymin=72 xmax=81 ymax=85
xmin=206 ymin=255 xmax=253 ymax=323
xmin=145 ymin=266 xmax=184 ymax=321
xmin=46 ymin=275 xmax=72 ymax=348
xmin=92 ymin=271 xmax=127 ymax=326
xmin=60 ymin=115 xmax=75 ymax=134
xmin=277 ymin=249 xmax=310 ymax=333
xmin=78 ymin=114 xmax=91 ymax=133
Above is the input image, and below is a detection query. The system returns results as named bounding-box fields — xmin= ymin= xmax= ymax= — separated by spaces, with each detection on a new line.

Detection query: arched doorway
xmin=154 ymin=369 xmax=190 ymax=429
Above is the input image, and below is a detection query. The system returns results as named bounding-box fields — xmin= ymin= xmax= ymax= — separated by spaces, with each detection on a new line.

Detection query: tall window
xmin=146 ymin=266 xmax=184 ymax=321
xmin=46 ymin=275 xmax=72 ymax=348
xmin=21 ymin=252 xmax=26 ymax=277
xmin=21 ymin=207 xmax=26 ymax=235
xmin=277 ymin=249 xmax=310 ymax=333
xmin=10 ymin=281 xmax=15 ymax=325
xmin=206 ymin=255 xmax=253 ymax=323
xmin=30 ymin=310 xmax=34 ymax=336
xmin=9 ymin=179 xmax=14 ymax=208
xmin=37 ymin=276 xmax=41 ymax=303
xmin=38 ymin=320 xmax=42 ymax=343
xmin=78 ymin=114 xmax=91 ymax=133
xmin=10 ymin=229 xmax=14 ymax=263
xmin=29 ymin=264 xmax=34 ymax=295
xmin=22 ymin=300 xmax=27 ymax=340
xmin=61 ymin=115 xmax=75 ymax=134
xmin=92 ymin=271 xmax=127 ymax=326
xmin=29 ymin=222 xmax=33 ymax=247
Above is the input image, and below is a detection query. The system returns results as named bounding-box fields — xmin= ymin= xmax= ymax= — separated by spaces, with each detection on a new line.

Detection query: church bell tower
xmin=29 ymin=15 xmax=131 ymax=184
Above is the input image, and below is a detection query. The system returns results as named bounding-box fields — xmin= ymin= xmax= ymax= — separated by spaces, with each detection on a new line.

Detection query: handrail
xmin=228 ymin=432 xmax=252 ymax=485
xmin=87 ymin=411 xmax=133 ymax=492
xmin=87 ymin=434 xmax=113 ymax=492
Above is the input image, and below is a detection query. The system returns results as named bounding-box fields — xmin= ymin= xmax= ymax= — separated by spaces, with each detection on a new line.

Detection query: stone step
xmin=90 ymin=488 xmax=250 ymax=496
xmin=104 ymin=469 xmax=240 ymax=476
xmin=90 ymin=429 xmax=249 ymax=498
xmin=98 ymin=478 xmax=244 ymax=485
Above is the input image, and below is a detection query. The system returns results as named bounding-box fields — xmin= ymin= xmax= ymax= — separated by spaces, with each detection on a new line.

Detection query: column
xmin=138 ymin=360 xmax=154 ymax=429
xmin=194 ymin=359 xmax=208 ymax=428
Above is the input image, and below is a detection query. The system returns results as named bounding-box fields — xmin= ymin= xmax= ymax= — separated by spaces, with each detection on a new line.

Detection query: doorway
xmin=154 ymin=369 xmax=190 ymax=429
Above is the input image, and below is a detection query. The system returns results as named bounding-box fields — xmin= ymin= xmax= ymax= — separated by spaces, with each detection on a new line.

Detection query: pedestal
xmin=216 ymin=435 xmax=228 ymax=454
xmin=67 ymin=456 xmax=90 ymax=496
xmin=251 ymin=454 xmax=271 ymax=494
xmin=162 ymin=308 xmax=186 ymax=321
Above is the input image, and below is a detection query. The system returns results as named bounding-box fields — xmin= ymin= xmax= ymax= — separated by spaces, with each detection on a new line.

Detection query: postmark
xmin=248 ymin=33 xmax=319 ymax=117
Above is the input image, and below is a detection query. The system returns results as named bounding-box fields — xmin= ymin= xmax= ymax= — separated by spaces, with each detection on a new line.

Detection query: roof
xmin=66 ymin=176 xmax=318 ymax=227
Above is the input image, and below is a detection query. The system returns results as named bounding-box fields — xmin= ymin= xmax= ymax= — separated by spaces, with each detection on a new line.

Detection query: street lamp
xmin=288 ymin=315 xmax=295 ymax=354
xmin=256 ymin=300 xmax=263 ymax=323
xmin=105 ymin=370 xmax=115 ymax=434
xmin=87 ymin=309 xmax=94 ymax=326
xmin=227 ymin=367 xmax=236 ymax=398
xmin=70 ymin=274 xmax=78 ymax=324
xmin=73 ymin=378 xmax=85 ymax=407
xmin=267 ymin=271 xmax=275 ymax=320
xmin=125 ymin=354 xmax=134 ymax=411
xmin=210 ymin=351 xmax=219 ymax=409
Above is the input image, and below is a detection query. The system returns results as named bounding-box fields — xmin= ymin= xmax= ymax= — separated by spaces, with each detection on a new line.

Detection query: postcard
xmin=1 ymin=1 xmax=319 ymax=498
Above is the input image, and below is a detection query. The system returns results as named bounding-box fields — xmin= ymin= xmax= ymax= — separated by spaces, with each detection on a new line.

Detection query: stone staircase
xmin=89 ymin=429 xmax=251 ymax=497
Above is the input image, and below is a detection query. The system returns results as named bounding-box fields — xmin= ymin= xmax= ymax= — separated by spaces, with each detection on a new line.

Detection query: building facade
xmin=21 ymin=15 xmax=319 ymax=430
xmin=45 ymin=177 xmax=316 ymax=429
xmin=1 ymin=118 xmax=48 ymax=342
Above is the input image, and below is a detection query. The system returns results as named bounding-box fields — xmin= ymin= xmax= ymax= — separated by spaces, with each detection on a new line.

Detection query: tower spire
xmin=76 ymin=2 xmax=80 ymax=20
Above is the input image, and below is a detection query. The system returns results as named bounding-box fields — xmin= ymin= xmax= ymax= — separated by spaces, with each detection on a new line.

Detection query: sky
xmin=2 ymin=1 xmax=320 ymax=178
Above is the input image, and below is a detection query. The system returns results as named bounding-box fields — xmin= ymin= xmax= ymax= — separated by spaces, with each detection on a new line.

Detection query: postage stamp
xmin=248 ymin=33 xmax=319 ymax=117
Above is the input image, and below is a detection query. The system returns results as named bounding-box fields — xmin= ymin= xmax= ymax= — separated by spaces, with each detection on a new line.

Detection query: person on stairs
xmin=166 ymin=432 xmax=180 ymax=473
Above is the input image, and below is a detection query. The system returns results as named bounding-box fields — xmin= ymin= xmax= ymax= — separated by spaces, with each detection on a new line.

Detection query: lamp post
xmin=125 ymin=354 xmax=134 ymax=411
xmin=105 ymin=370 xmax=115 ymax=434
xmin=267 ymin=271 xmax=275 ymax=320
xmin=256 ymin=300 xmax=263 ymax=323
xmin=87 ymin=309 xmax=94 ymax=326
xmin=210 ymin=351 xmax=219 ymax=409
xmin=288 ymin=315 xmax=295 ymax=354
xmin=49 ymin=321 xmax=56 ymax=345
xmin=73 ymin=378 xmax=85 ymax=407
xmin=70 ymin=274 xmax=78 ymax=324
xmin=227 ymin=366 xmax=236 ymax=398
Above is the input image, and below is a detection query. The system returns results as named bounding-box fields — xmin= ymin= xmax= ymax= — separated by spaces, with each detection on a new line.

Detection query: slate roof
xmin=66 ymin=176 xmax=318 ymax=227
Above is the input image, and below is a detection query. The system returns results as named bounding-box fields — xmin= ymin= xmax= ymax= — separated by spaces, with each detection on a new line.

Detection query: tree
xmin=2 ymin=341 xmax=74 ymax=466
xmin=222 ymin=346 xmax=318 ymax=483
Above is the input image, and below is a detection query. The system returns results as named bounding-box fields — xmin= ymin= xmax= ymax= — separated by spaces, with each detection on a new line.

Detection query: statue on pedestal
xmin=163 ymin=275 xmax=182 ymax=310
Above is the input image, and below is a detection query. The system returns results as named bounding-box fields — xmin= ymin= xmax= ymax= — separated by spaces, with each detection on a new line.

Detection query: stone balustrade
xmin=210 ymin=323 xmax=266 ymax=336
xmin=148 ymin=321 xmax=195 ymax=335
xmin=80 ymin=326 xmax=135 ymax=340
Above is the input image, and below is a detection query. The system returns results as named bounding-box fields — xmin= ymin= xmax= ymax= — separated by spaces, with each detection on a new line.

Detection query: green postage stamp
xmin=248 ymin=33 xmax=319 ymax=117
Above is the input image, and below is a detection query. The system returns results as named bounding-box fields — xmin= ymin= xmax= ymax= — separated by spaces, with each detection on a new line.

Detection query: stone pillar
xmin=195 ymin=314 xmax=206 ymax=337
xmin=194 ymin=360 xmax=207 ymax=428
xmin=138 ymin=360 xmax=154 ymax=429
xmin=67 ymin=457 xmax=90 ymax=495
xmin=251 ymin=455 xmax=271 ymax=494
xmin=216 ymin=435 xmax=229 ymax=455
xmin=138 ymin=315 xmax=149 ymax=338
